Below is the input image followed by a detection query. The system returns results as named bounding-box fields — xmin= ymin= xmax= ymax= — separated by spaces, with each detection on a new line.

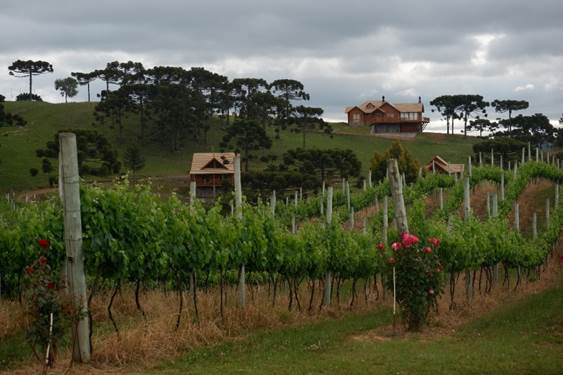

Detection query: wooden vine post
xmin=234 ymin=154 xmax=245 ymax=308
xmin=323 ymin=186 xmax=333 ymax=306
xmin=382 ymin=196 xmax=389 ymax=245
xmin=514 ymin=203 xmax=520 ymax=232
xmin=468 ymin=156 xmax=472 ymax=177
xmin=189 ymin=181 xmax=197 ymax=205
xmin=532 ymin=212 xmax=538 ymax=240
xmin=270 ymin=190 xmax=276 ymax=217
xmin=500 ymin=173 xmax=505 ymax=201
xmin=368 ymin=169 xmax=373 ymax=188
xmin=387 ymin=159 xmax=408 ymax=335
xmin=59 ymin=133 xmax=91 ymax=363
xmin=463 ymin=176 xmax=473 ymax=301
xmin=439 ymin=188 xmax=444 ymax=211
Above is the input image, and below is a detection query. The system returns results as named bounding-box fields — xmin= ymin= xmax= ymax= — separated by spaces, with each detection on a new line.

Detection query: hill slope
xmin=0 ymin=102 xmax=479 ymax=192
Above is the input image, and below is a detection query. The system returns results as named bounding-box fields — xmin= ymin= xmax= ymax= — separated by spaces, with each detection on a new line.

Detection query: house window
xmin=352 ymin=113 xmax=361 ymax=122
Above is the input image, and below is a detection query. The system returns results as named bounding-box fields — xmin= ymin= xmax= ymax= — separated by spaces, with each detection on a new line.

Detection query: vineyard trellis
xmin=0 ymin=149 xmax=562 ymax=345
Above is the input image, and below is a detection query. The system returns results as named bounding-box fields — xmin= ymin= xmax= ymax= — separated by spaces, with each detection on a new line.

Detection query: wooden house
xmin=189 ymin=152 xmax=235 ymax=193
xmin=424 ymin=155 xmax=465 ymax=177
xmin=345 ymin=96 xmax=429 ymax=134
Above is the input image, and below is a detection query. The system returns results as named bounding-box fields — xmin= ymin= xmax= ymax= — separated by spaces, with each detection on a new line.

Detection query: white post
xmin=486 ymin=192 xmax=491 ymax=218
xmin=532 ymin=212 xmax=537 ymax=240
xmin=368 ymin=169 xmax=372 ymax=188
xmin=521 ymin=147 xmax=525 ymax=164
xmin=363 ymin=180 xmax=367 ymax=192
xmin=463 ymin=176 xmax=471 ymax=220
xmin=545 ymin=198 xmax=550 ymax=228
xmin=528 ymin=142 xmax=531 ymax=161
xmin=59 ymin=133 xmax=91 ymax=362
xmin=271 ymin=190 xmax=276 ymax=217
xmin=492 ymin=192 xmax=498 ymax=218
xmin=346 ymin=180 xmax=351 ymax=211
xmin=234 ymin=154 xmax=245 ymax=308
xmin=323 ymin=186 xmax=333 ymax=306
xmin=439 ymin=188 xmax=444 ymax=211
xmin=535 ymin=147 xmax=539 ymax=162
xmin=490 ymin=148 xmax=494 ymax=167
xmin=468 ymin=156 xmax=472 ymax=177
xmin=513 ymin=161 xmax=518 ymax=178
xmin=479 ymin=152 xmax=483 ymax=167
xmin=189 ymin=181 xmax=197 ymax=205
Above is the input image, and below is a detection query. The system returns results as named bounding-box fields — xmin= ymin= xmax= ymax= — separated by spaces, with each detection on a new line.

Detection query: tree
xmin=491 ymin=99 xmax=529 ymax=132
xmin=279 ymin=148 xmax=361 ymax=182
xmin=71 ymin=72 xmax=97 ymax=102
xmin=54 ymin=77 xmax=78 ymax=103
xmin=35 ymin=129 xmax=121 ymax=181
xmin=496 ymin=113 xmax=555 ymax=146
xmin=0 ymin=94 xmax=26 ymax=127
xmin=473 ymin=138 xmax=527 ymax=164
xmin=123 ymin=144 xmax=145 ymax=173
xmin=455 ymin=95 xmax=488 ymax=136
xmin=430 ymin=95 xmax=460 ymax=134
xmin=467 ymin=118 xmax=497 ymax=137
xmin=16 ymin=93 xmax=42 ymax=102
xmin=370 ymin=141 xmax=419 ymax=183
xmin=94 ymin=88 xmax=133 ymax=141
xmin=291 ymin=105 xmax=330 ymax=148
xmin=269 ymin=79 xmax=310 ymax=125
xmin=93 ymin=61 xmax=122 ymax=93
xmin=220 ymin=119 xmax=272 ymax=172
xmin=8 ymin=60 xmax=53 ymax=99
xmin=231 ymin=78 xmax=269 ymax=119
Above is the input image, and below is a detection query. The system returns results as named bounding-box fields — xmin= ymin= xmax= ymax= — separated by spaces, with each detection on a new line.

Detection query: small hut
xmin=424 ymin=155 xmax=464 ymax=177
xmin=189 ymin=152 xmax=235 ymax=195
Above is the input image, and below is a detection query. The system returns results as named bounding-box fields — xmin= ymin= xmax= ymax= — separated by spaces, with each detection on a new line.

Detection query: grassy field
xmin=0 ymin=102 xmax=480 ymax=193
xmin=149 ymin=285 xmax=563 ymax=375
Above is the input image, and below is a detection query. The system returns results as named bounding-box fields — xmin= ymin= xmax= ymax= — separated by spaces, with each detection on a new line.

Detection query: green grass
xmin=149 ymin=286 xmax=563 ymax=375
xmin=1 ymin=102 xmax=479 ymax=193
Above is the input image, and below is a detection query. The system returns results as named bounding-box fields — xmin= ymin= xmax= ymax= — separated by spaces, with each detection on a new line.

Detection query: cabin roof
xmin=189 ymin=152 xmax=236 ymax=175
xmin=425 ymin=155 xmax=465 ymax=174
xmin=345 ymin=100 xmax=423 ymax=114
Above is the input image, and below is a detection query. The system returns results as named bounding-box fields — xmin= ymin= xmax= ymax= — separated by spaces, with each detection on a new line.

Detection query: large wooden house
xmin=189 ymin=152 xmax=235 ymax=194
xmin=345 ymin=96 xmax=429 ymax=134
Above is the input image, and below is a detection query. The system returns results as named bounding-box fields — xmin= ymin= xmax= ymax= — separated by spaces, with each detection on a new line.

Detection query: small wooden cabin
xmin=189 ymin=153 xmax=235 ymax=192
xmin=424 ymin=155 xmax=464 ymax=177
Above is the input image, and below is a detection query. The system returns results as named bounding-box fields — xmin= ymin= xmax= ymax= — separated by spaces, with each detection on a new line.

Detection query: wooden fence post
xmin=532 ymin=212 xmax=538 ymax=240
xmin=492 ymin=192 xmax=498 ymax=218
xmin=468 ymin=156 xmax=472 ymax=177
xmin=271 ymin=190 xmax=276 ymax=217
xmin=545 ymin=198 xmax=550 ymax=228
xmin=388 ymin=159 xmax=408 ymax=233
xmin=59 ymin=133 xmax=91 ymax=363
xmin=439 ymin=188 xmax=444 ymax=211
xmin=514 ymin=203 xmax=520 ymax=232
xmin=189 ymin=181 xmax=197 ymax=205
xmin=479 ymin=152 xmax=483 ymax=167
xmin=323 ymin=187 xmax=333 ymax=306
xmin=234 ymin=154 xmax=245 ymax=308
xmin=463 ymin=176 xmax=471 ymax=220
xmin=350 ymin=207 xmax=355 ymax=229
xmin=555 ymin=184 xmax=560 ymax=207
xmin=346 ymin=180 xmax=351 ymax=211
xmin=490 ymin=148 xmax=494 ymax=167
xmin=368 ymin=169 xmax=372 ymax=188
xmin=486 ymin=193 xmax=491 ymax=218
xmin=383 ymin=196 xmax=389 ymax=245
xmin=521 ymin=147 xmax=525 ymax=164
xmin=527 ymin=142 xmax=531 ymax=161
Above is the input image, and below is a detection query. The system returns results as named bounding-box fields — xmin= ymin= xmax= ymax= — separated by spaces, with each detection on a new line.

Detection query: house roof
xmin=345 ymin=100 xmax=423 ymax=114
xmin=425 ymin=155 xmax=465 ymax=174
xmin=189 ymin=152 xmax=236 ymax=175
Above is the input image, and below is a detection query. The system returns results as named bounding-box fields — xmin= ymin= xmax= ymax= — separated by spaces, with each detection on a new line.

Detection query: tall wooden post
xmin=439 ymin=188 xmax=444 ymax=211
xmin=350 ymin=207 xmax=355 ymax=229
xmin=513 ymin=161 xmax=518 ymax=178
xmin=383 ymin=196 xmax=389 ymax=245
xmin=500 ymin=155 xmax=503 ymax=170
xmin=323 ymin=187 xmax=333 ymax=306
xmin=270 ymin=190 xmax=276 ymax=217
xmin=189 ymin=181 xmax=197 ymax=205
xmin=532 ymin=212 xmax=538 ymax=239
xmin=59 ymin=133 xmax=91 ymax=363
xmin=388 ymin=159 xmax=408 ymax=233
xmin=535 ymin=147 xmax=539 ymax=162
xmin=528 ymin=142 xmax=531 ymax=161
xmin=368 ymin=169 xmax=372 ymax=188
xmin=463 ymin=176 xmax=471 ymax=220
xmin=468 ymin=156 xmax=472 ymax=177
xmin=363 ymin=179 xmax=367 ymax=192
xmin=490 ymin=148 xmax=494 ymax=167
xmin=346 ymin=180 xmax=351 ymax=212
xmin=492 ymin=192 xmax=498 ymax=218
xmin=234 ymin=154 xmax=245 ymax=308
xmin=486 ymin=193 xmax=491 ymax=218
xmin=555 ymin=184 xmax=560 ymax=207
xmin=479 ymin=152 xmax=483 ymax=167
xmin=521 ymin=147 xmax=525 ymax=164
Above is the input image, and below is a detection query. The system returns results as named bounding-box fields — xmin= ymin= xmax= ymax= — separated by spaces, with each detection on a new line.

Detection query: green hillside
xmin=0 ymin=102 xmax=479 ymax=193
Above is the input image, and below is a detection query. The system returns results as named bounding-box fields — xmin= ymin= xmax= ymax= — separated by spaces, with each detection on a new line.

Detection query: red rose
xmin=39 ymin=256 xmax=48 ymax=266
xmin=25 ymin=266 xmax=34 ymax=275
xmin=376 ymin=243 xmax=385 ymax=251
xmin=423 ymin=246 xmax=433 ymax=254
xmin=428 ymin=237 xmax=441 ymax=248
xmin=401 ymin=232 xmax=420 ymax=248
xmin=391 ymin=242 xmax=402 ymax=252
xmin=47 ymin=282 xmax=55 ymax=290
xmin=38 ymin=239 xmax=50 ymax=249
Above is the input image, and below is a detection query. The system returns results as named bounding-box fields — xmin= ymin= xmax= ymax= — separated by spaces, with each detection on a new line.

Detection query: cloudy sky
xmin=1 ymin=0 xmax=562 ymax=131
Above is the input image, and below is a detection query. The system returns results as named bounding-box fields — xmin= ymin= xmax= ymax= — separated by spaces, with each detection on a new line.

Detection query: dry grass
xmin=0 ymin=300 xmax=27 ymax=338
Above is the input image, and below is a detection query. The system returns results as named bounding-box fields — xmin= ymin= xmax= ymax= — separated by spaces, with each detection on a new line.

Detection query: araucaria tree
xmin=71 ymin=72 xmax=97 ymax=102
xmin=123 ymin=144 xmax=145 ymax=173
xmin=491 ymin=99 xmax=529 ymax=132
xmin=220 ymin=119 xmax=272 ymax=172
xmin=455 ymin=95 xmax=489 ymax=136
xmin=291 ymin=105 xmax=330 ymax=148
xmin=8 ymin=60 xmax=54 ymax=99
xmin=430 ymin=95 xmax=460 ymax=135
xmin=54 ymin=77 xmax=78 ymax=103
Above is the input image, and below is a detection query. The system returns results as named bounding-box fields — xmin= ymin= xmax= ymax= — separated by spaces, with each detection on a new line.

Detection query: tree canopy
xmin=8 ymin=60 xmax=53 ymax=99
xmin=220 ymin=119 xmax=272 ymax=172
xmin=370 ymin=141 xmax=419 ymax=183
xmin=54 ymin=77 xmax=78 ymax=103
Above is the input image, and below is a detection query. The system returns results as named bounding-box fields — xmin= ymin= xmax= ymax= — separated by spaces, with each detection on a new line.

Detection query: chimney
xmin=382 ymin=95 xmax=385 ymax=102
xmin=418 ymin=96 xmax=421 ymax=104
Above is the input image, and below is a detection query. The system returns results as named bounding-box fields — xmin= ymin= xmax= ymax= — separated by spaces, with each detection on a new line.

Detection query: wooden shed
xmin=424 ymin=155 xmax=465 ymax=177
xmin=189 ymin=152 xmax=235 ymax=192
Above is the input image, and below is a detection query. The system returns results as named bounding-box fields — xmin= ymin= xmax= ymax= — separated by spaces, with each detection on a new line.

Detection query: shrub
xmin=384 ymin=233 xmax=444 ymax=331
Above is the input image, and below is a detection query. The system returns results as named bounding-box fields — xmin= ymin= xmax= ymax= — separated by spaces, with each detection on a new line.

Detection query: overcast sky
xmin=1 ymin=0 xmax=562 ymax=132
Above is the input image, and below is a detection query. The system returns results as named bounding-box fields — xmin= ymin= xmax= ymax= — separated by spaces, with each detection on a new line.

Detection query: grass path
xmin=146 ymin=285 xmax=563 ymax=375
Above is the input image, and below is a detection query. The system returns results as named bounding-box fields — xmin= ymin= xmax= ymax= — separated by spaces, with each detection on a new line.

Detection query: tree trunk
xmin=29 ymin=69 xmax=32 ymax=99
xmin=87 ymin=82 xmax=91 ymax=102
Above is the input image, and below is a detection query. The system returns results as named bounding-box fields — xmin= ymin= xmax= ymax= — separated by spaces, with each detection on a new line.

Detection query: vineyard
xmin=0 ymin=149 xmax=562 ymax=372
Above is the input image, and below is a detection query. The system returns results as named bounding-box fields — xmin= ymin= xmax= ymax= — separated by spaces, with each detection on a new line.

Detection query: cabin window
xmin=352 ymin=113 xmax=361 ymax=122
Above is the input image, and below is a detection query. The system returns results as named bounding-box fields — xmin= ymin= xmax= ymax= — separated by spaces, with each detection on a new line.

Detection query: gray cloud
xmin=1 ymin=0 xmax=563 ymax=128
